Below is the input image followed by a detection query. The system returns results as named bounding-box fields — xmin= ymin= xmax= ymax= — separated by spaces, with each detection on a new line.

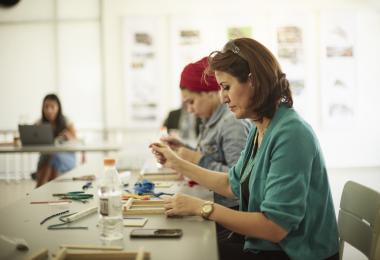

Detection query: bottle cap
xmin=103 ymin=158 xmax=116 ymax=166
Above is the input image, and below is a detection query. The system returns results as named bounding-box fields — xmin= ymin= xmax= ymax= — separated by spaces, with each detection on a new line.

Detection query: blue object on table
xmin=134 ymin=179 xmax=155 ymax=195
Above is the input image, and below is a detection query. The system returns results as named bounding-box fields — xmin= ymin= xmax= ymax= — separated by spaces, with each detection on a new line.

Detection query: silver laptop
xmin=18 ymin=124 xmax=54 ymax=146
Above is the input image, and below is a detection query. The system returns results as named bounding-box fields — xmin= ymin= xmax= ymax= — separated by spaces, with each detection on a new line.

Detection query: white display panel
xmin=123 ymin=15 xmax=167 ymax=129
xmin=270 ymin=12 xmax=318 ymax=127
xmin=0 ymin=24 xmax=56 ymax=128
xmin=57 ymin=22 xmax=102 ymax=129
xmin=320 ymin=11 xmax=357 ymax=130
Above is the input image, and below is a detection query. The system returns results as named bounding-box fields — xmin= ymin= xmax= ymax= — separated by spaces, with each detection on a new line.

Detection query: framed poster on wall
xmin=123 ymin=15 xmax=166 ymax=129
xmin=320 ymin=11 xmax=356 ymax=129
xmin=169 ymin=15 xmax=222 ymax=108
xmin=270 ymin=12 xmax=317 ymax=127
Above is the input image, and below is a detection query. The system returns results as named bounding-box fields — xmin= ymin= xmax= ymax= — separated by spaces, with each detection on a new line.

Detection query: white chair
xmin=338 ymin=181 xmax=380 ymax=260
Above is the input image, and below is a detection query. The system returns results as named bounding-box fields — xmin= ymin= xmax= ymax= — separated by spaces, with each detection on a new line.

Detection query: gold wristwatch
xmin=200 ymin=201 xmax=214 ymax=219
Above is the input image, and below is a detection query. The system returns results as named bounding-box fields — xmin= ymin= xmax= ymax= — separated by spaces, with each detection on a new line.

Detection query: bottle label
xmin=99 ymin=198 xmax=109 ymax=216
xmin=99 ymin=196 xmax=121 ymax=217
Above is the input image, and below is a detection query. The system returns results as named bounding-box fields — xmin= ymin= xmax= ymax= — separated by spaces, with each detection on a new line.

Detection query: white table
xmin=0 ymin=163 xmax=218 ymax=260
xmin=0 ymin=143 xmax=121 ymax=180
xmin=0 ymin=143 xmax=120 ymax=154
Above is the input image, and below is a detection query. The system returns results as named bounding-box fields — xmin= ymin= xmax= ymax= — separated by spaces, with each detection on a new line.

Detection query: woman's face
xmin=215 ymin=70 xmax=254 ymax=119
xmin=43 ymin=99 xmax=59 ymax=122
xmin=181 ymin=89 xmax=216 ymax=119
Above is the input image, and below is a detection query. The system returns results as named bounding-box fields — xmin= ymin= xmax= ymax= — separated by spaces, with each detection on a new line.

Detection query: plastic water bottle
xmin=98 ymin=158 xmax=123 ymax=240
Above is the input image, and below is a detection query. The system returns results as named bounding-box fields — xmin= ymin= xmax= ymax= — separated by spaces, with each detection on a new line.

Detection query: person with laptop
xmin=35 ymin=94 xmax=76 ymax=187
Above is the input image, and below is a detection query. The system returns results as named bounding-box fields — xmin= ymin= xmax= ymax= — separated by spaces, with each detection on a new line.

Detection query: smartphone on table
xmin=130 ymin=228 xmax=183 ymax=238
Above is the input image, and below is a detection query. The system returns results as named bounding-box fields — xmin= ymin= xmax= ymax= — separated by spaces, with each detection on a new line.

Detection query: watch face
xmin=203 ymin=204 xmax=212 ymax=214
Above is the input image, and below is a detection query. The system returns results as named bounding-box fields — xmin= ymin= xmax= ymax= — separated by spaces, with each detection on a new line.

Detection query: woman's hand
xmin=59 ymin=129 xmax=75 ymax=140
xmin=163 ymin=193 xmax=204 ymax=217
xmin=177 ymin=147 xmax=202 ymax=164
xmin=149 ymin=142 xmax=181 ymax=169
xmin=160 ymin=136 xmax=184 ymax=151
xmin=58 ymin=125 xmax=76 ymax=141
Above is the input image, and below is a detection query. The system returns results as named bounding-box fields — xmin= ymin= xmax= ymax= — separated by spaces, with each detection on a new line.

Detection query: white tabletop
xmin=0 ymin=163 xmax=218 ymax=260
xmin=0 ymin=143 xmax=120 ymax=154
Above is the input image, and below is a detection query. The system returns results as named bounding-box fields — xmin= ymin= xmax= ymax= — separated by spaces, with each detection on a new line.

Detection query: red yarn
xmin=188 ymin=180 xmax=199 ymax=187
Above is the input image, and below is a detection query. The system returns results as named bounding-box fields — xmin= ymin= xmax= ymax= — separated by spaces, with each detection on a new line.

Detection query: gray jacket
xmin=194 ymin=104 xmax=251 ymax=207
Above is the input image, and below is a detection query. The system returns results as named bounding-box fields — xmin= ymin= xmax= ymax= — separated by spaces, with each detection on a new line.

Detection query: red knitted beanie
xmin=180 ymin=57 xmax=220 ymax=92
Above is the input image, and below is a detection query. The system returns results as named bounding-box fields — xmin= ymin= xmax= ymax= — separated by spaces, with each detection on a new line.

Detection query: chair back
xmin=338 ymin=181 xmax=380 ymax=260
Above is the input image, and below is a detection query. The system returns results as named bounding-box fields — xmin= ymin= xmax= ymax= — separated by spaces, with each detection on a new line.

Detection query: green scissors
xmin=53 ymin=191 xmax=93 ymax=203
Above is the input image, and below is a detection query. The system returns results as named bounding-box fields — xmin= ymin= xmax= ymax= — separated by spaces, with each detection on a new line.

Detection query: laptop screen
xmin=18 ymin=124 xmax=54 ymax=146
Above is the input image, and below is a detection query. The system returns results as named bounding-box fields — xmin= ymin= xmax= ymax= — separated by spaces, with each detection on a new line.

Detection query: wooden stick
xmin=141 ymin=168 xmax=177 ymax=175
xmin=63 ymin=251 xmax=150 ymax=260
xmin=30 ymin=200 xmax=71 ymax=204
xmin=124 ymin=208 xmax=165 ymax=215
xmin=140 ymin=174 xmax=181 ymax=181
xmin=27 ymin=248 xmax=48 ymax=260
xmin=52 ymin=247 xmax=66 ymax=260
xmin=130 ymin=205 xmax=164 ymax=209
xmin=132 ymin=200 xmax=164 ymax=206
xmin=142 ymin=171 xmax=177 ymax=176
xmin=124 ymin=198 xmax=134 ymax=210
xmin=135 ymin=247 xmax=144 ymax=260
xmin=60 ymin=245 xmax=123 ymax=251
xmin=123 ymin=199 xmax=165 ymax=215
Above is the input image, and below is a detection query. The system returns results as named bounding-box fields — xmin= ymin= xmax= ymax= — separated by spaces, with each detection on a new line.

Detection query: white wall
xmin=0 ymin=23 xmax=56 ymax=126
xmin=0 ymin=0 xmax=379 ymax=168
xmin=0 ymin=0 xmax=102 ymax=130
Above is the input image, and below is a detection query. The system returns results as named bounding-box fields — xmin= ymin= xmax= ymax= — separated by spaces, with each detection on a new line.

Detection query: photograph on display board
xmin=131 ymin=32 xmax=158 ymax=122
xmin=276 ymin=24 xmax=306 ymax=99
xmin=123 ymin=16 xmax=164 ymax=128
xmin=135 ymin=32 xmax=153 ymax=46
xmin=289 ymin=79 xmax=305 ymax=96
xmin=325 ymin=61 xmax=356 ymax=124
xmin=325 ymin=25 xmax=354 ymax=58
xmin=227 ymin=26 xmax=252 ymax=40
xmin=277 ymin=26 xmax=303 ymax=65
xmin=321 ymin=12 xmax=356 ymax=128
xmin=271 ymin=13 xmax=315 ymax=125
xmin=179 ymin=30 xmax=201 ymax=45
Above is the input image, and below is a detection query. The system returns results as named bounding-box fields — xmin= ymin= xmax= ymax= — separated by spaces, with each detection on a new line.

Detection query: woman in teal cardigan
xmin=150 ymin=38 xmax=339 ymax=260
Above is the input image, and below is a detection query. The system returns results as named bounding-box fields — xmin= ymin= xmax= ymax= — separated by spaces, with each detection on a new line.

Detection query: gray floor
xmin=0 ymin=167 xmax=379 ymax=260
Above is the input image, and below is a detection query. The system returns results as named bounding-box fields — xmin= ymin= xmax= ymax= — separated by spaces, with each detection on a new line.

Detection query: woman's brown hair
xmin=41 ymin=93 xmax=67 ymax=137
xmin=207 ymin=38 xmax=293 ymax=121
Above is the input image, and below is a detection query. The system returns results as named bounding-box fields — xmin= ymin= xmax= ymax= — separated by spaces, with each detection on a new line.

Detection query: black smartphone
xmin=130 ymin=228 xmax=183 ymax=238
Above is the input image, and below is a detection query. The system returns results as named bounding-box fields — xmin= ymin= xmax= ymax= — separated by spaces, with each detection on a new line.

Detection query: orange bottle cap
xmin=104 ymin=158 xmax=116 ymax=166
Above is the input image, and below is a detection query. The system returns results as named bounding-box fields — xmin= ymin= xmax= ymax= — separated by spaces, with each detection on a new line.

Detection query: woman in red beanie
xmin=161 ymin=57 xmax=250 ymax=232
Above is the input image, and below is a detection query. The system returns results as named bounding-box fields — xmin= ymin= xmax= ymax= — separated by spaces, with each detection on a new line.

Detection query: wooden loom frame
xmin=29 ymin=246 xmax=150 ymax=260
xmin=139 ymin=173 xmax=182 ymax=181
xmin=123 ymin=198 xmax=165 ymax=216
xmin=139 ymin=168 xmax=182 ymax=181
xmin=52 ymin=247 xmax=149 ymax=260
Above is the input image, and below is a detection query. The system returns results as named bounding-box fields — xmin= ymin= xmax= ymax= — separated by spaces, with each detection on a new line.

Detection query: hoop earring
xmin=248 ymin=73 xmax=254 ymax=87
